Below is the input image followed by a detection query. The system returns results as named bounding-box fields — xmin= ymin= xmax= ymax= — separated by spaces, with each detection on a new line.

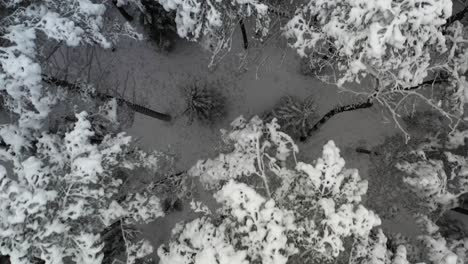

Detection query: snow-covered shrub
xmin=166 ymin=117 xmax=381 ymax=262
xmin=0 ymin=112 xmax=165 ymax=264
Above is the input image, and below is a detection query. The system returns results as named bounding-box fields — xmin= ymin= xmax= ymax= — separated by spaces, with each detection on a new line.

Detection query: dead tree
xmin=42 ymin=75 xmax=172 ymax=122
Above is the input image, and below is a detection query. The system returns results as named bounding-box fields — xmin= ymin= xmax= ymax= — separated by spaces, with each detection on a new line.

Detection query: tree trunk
xmin=300 ymin=99 xmax=373 ymax=142
xmin=113 ymin=97 xmax=172 ymax=122
xmin=355 ymin=147 xmax=379 ymax=156
xmin=42 ymin=75 xmax=172 ymax=122
xmin=446 ymin=5 xmax=468 ymax=27
xmin=239 ymin=19 xmax=248 ymax=49
xmin=451 ymin=207 xmax=468 ymax=216
xmin=112 ymin=0 xmax=134 ymax=22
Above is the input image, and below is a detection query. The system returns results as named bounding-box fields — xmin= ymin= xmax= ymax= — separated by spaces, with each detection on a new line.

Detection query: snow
xmin=190 ymin=200 xmax=212 ymax=214
xmin=158 ymin=217 xmax=249 ymax=264
xmin=100 ymin=201 xmax=127 ymax=226
xmin=20 ymin=157 xmax=49 ymax=187
xmin=447 ymin=129 xmax=468 ymax=149
xmin=39 ymin=12 xmax=85 ymax=46
xmin=77 ymin=0 xmax=106 ymax=16
xmin=392 ymin=246 xmax=410 ymax=264
xmin=284 ymin=0 xmax=456 ymax=89
xmin=126 ymin=240 xmax=154 ymax=264
xmin=282 ymin=15 xmax=323 ymax=57
xmin=159 ymin=180 xmax=296 ymax=264
xmin=72 ymin=233 xmax=104 ymax=264
xmin=124 ymin=193 xmax=165 ymax=223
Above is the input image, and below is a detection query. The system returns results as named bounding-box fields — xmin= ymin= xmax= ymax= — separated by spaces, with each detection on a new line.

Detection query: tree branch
xmin=300 ymin=99 xmax=373 ymax=141
xmin=393 ymin=78 xmax=448 ymax=92
xmin=355 ymin=147 xmax=379 ymax=156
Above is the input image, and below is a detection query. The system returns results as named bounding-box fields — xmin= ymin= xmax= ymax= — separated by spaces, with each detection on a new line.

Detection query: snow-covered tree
xmin=158 ymin=179 xmax=297 ymax=264
xmin=285 ymin=0 xmax=452 ymax=85
xmin=396 ymin=126 xmax=468 ymax=214
xmin=416 ymin=215 xmax=468 ymax=264
xmin=284 ymin=0 xmax=468 ymax=139
xmin=161 ymin=116 xmax=381 ymax=263
xmin=349 ymin=229 xmax=412 ymax=264
xmin=0 ymin=109 xmax=165 ymax=263
xmin=351 ymin=113 xmax=468 ymax=264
